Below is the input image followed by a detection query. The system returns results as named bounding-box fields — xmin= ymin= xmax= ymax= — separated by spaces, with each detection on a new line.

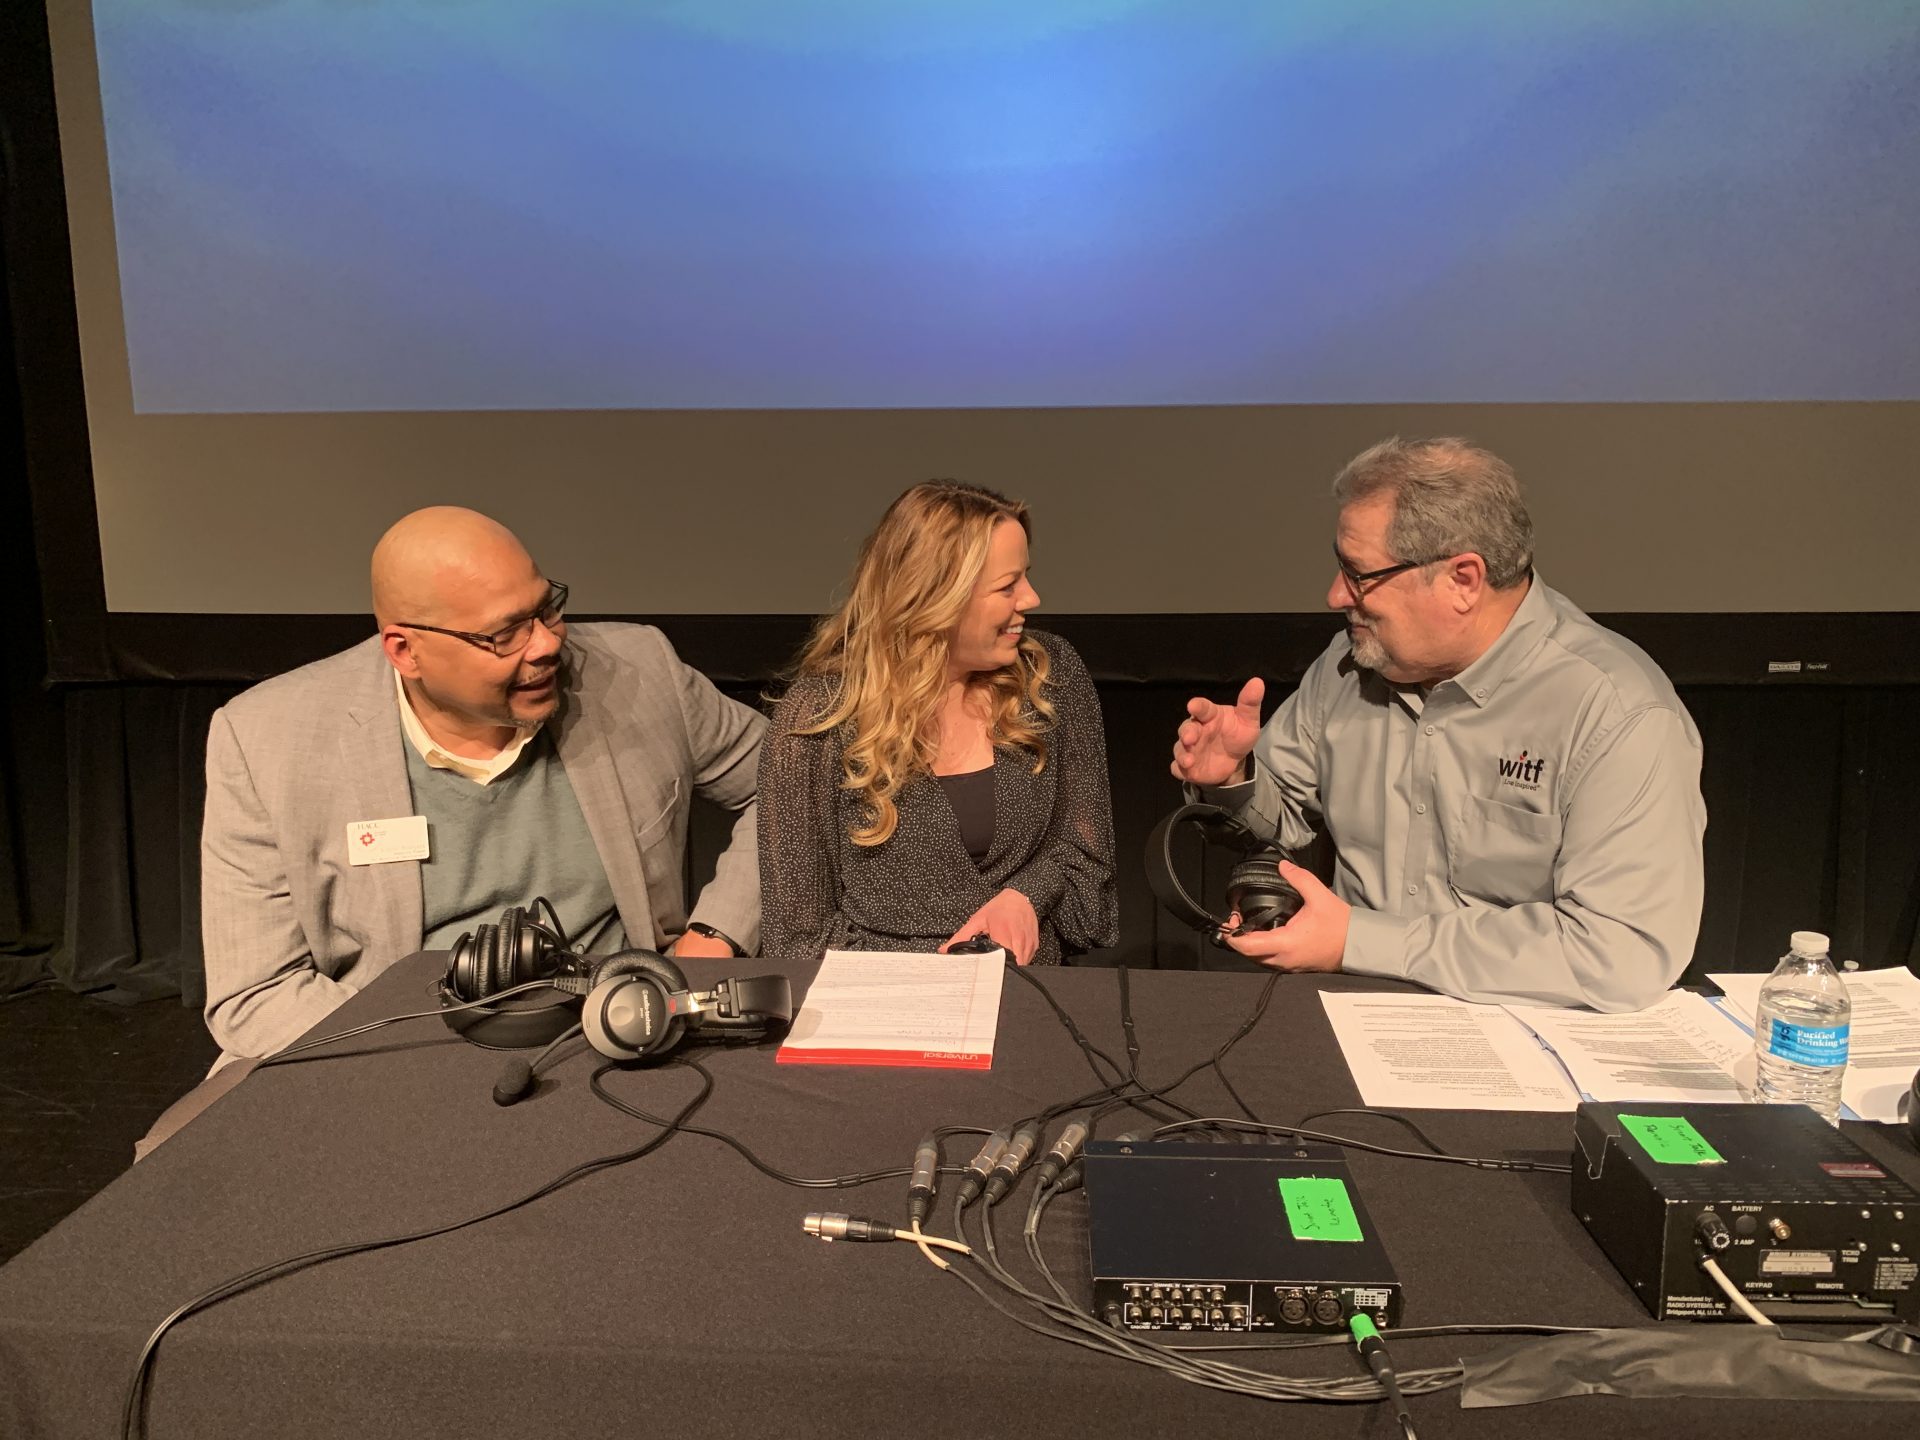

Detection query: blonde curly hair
xmin=788 ymin=481 xmax=1054 ymax=846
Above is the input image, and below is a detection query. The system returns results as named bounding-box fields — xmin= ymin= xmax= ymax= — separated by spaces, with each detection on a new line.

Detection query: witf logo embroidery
xmin=1498 ymin=750 xmax=1548 ymax=789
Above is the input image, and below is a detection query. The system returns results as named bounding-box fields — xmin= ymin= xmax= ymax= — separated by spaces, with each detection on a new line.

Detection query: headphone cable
xmin=587 ymin=1059 xmax=980 ymax=1188
xmin=123 ymin=1059 xmax=713 ymax=1440
xmin=252 ymin=979 xmax=572 ymax=1071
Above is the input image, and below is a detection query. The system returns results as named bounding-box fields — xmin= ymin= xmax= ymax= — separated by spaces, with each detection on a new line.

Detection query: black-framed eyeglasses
xmin=396 ymin=581 xmax=568 ymax=657
xmin=1333 ymin=549 xmax=1434 ymax=597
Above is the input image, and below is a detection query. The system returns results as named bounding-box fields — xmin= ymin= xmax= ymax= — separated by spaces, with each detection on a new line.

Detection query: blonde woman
xmin=758 ymin=482 xmax=1117 ymax=965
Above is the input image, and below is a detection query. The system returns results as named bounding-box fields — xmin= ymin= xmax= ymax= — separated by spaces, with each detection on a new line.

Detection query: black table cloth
xmin=3 ymin=955 xmax=1918 ymax=1439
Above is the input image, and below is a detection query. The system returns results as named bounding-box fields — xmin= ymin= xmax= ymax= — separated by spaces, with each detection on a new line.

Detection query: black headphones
xmin=1145 ymin=803 xmax=1303 ymax=947
xmin=440 ymin=903 xmax=794 ymax=1061
xmin=440 ymin=903 xmax=591 ymax=1049
xmin=578 ymin=951 xmax=794 ymax=1061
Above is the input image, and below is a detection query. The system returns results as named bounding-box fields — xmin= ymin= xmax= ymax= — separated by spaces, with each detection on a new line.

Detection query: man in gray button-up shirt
xmin=1173 ymin=438 xmax=1705 ymax=1011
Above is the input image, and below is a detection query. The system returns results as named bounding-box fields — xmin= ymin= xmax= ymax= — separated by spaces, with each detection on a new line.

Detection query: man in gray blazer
xmin=145 ymin=506 xmax=762 ymax=1151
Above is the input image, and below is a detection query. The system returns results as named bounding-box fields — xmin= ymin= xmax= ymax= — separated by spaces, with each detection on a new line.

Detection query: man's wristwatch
xmin=683 ymin=921 xmax=744 ymax=957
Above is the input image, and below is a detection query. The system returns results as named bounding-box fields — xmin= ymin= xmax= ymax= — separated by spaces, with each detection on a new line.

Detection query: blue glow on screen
xmin=91 ymin=1 xmax=1920 ymax=412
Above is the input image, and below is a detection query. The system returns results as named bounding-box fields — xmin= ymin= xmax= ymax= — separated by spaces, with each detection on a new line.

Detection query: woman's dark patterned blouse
xmin=757 ymin=631 xmax=1117 ymax=965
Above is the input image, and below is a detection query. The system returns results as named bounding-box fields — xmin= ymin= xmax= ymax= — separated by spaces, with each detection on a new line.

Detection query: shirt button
xmin=1423 ymin=725 xmax=1436 ymax=735
xmin=1415 ymin=803 xmax=1427 ymax=814
xmin=1406 ymin=884 xmax=1418 ymax=895
xmin=1475 ymin=688 xmax=1488 ymax=699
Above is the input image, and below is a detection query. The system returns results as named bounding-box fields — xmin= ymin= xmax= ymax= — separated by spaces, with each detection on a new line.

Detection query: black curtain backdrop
xmin=0 ymin=246 xmax=67 ymax=994
xmin=3 ymin=660 xmax=1917 ymax=1005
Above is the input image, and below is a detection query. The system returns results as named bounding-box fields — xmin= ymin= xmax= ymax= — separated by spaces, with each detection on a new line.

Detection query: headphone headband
xmin=1145 ymin=804 xmax=1249 ymax=931
xmin=1144 ymin=803 xmax=1301 ymax=945
xmin=709 ymin=973 xmax=796 ymax=1027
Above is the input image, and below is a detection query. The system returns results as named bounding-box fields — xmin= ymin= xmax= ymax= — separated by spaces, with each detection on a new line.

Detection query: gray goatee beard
xmin=1347 ymin=622 xmax=1387 ymax=673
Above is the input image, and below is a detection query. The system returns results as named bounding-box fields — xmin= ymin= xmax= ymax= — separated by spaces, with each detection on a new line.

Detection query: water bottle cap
xmin=1789 ymin=930 xmax=1830 ymax=955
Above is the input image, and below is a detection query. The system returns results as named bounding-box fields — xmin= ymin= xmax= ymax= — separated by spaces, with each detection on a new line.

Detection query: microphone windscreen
xmin=492 ymin=1058 xmax=535 ymax=1106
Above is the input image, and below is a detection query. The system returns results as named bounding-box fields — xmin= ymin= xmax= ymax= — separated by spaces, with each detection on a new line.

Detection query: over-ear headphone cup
xmin=586 ymin=949 xmax=688 ymax=995
xmin=1226 ymin=860 xmax=1302 ymax=929
xmin=498 ymin=906 xmax=532 ymax=987
xmin=439 ymin=913 xmax=580 ymax=1049
xmin=582 ymin=951 xmax=690 ymax=1061
xmin=444 ymin=933 xmax=473 ymax=1002
xmin=445 ymin=923 xmax=499 ymax=1001
xmin=476 ymin=923 xmax=504 ymax=997
xmin=497 ymin=909 xmax=518 ymax=985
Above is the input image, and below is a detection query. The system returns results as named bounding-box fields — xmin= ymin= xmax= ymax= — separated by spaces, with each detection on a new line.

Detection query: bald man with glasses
xmin=149 ymin=508 xmax=763 ymax=1150
xmin=1173 ymin=439 xmax=1705 ymax=1013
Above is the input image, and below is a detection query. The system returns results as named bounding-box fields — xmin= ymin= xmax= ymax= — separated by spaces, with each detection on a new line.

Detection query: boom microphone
xmin=492 ymin=1059 xmax=535 ymax=1107
xmin=492 ymin=1022 xmax=586 ymax=1106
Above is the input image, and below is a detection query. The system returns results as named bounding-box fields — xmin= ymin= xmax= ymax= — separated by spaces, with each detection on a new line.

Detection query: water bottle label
xmin=1764 ymin=1019 xmax=1849 ymax=1068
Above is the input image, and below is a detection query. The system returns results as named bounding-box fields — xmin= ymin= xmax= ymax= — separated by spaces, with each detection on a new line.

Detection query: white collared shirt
xmin=393 ymin=669 xmax=541 ymax=786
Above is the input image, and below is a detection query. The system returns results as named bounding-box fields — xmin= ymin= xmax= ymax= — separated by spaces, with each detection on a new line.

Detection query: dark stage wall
xmin=4 ymin=635 xmax=1917 ymax=1005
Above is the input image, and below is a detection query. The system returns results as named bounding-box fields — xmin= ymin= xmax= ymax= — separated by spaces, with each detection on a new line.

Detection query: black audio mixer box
xmin=1083 ymin=1140 xmax=1401 ymax=1334
xmin=1572 ymin=1102 xmax=1920 ymax=1322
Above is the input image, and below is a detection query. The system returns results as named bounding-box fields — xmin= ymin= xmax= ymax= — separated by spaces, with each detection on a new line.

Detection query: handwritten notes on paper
xmin=1278 ymin=1176 xmax=1365 ymax=1242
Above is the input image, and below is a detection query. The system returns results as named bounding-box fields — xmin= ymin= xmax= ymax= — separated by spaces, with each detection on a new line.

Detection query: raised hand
xmin=1170 ymin=677 xmax=1265 ymax=786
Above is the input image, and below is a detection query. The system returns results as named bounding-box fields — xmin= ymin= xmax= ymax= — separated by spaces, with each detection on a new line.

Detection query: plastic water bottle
xmin=1752 ymin=930 xmax=1851 ymax=1125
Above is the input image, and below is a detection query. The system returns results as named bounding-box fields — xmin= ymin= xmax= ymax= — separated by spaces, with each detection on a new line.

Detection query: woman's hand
xmin=940 ymin=888 xmax=1040 ymax=966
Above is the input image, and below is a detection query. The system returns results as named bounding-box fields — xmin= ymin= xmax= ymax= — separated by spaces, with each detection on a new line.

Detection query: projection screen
xmin=41 ymin=2 xmax=1920 ymax=623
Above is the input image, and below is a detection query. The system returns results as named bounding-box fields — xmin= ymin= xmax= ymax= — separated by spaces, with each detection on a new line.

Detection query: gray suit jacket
xmin=201 ymin=623 xmax=764 ymax=1062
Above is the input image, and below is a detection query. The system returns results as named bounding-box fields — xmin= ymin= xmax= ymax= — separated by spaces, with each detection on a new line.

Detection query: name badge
xmin=346 ymin=816 xmax=430 ymax=866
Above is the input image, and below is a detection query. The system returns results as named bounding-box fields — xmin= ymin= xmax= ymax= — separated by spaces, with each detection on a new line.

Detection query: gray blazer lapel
xmin=552 ymin=644 xmax=658 ymax=949
xmin=340 ymin=685 xmax=423 ymax=957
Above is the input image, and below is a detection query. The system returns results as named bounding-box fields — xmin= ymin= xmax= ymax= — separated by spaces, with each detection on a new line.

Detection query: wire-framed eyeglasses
xmin=396 ymin=581 xmax=568 ymax=657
